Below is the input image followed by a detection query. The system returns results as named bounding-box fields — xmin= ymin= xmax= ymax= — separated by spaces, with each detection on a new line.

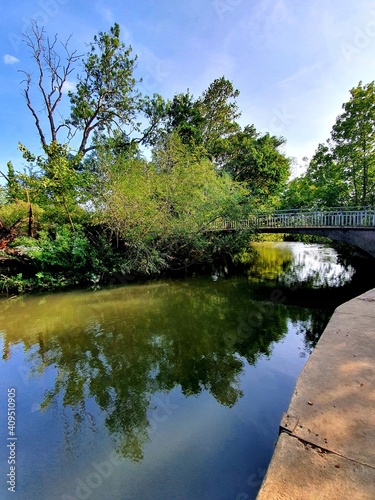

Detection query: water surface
xmin=0 ymin=242 xmax=363 ymax=499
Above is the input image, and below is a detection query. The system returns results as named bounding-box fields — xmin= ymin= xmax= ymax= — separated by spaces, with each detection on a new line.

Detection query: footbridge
xmin=211 ymin=207 xmax=375 ymax=257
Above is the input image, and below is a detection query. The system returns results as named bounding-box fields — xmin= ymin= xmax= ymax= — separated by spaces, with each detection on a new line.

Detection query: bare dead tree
xmin=19 ymin=21 xmax=80 ymax=149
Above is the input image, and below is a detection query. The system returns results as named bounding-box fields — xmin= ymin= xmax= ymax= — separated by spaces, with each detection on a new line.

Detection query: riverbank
xmin=257 ymin=287 xmax=375 ymax=499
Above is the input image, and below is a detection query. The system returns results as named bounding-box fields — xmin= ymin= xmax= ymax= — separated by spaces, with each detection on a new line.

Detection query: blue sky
xmin=1 ymin=0 xmax=374 ymax=178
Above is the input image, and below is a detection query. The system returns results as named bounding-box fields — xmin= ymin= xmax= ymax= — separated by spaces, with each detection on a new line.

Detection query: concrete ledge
xmin=257 ymin=433 xmax=375 ymax=500
xmin=257 ymin=288 xmax=375 ymax=499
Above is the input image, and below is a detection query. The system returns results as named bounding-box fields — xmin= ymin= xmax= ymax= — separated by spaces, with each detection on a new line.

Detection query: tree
xmin=150 ymin=77 xmax=241 ymax=153
xmin=279 ymin=175 xmax=315 ymax=209
xmin=1 ymin=162 xmax=23 ymax=202
xmin=68 ymin=23 xmax=142 ymax=155
xmin=149 ymin=78 xmax=290 ymax=204
xmin=17 ymin=141 xmax=87 ymax=230
xmin=331 ymin=81 xmax=375 ymax=206
xmin=198 ymin=76 xmax=241 ymax=158
xmin=305 ymin=143 xmax=349 ymax=207
xmin=281 ymin=145 xmax=349 ymax=210
xmin=165 ymin=91 xmax=205 ymax=146
xmin=21 ymin=22 xmax=143 ymax=157
xmin=14 ymin=22 xmax=150 ymax=235
xmin=292 ymin=81 xmax=375 ymax=209
xmin=219 ymin=126 xmax=290 ymax=202
xmin=94 ymin=133 xmax=249 ymax=274
xmin=20 ymin=22 xmax=80 ymax=150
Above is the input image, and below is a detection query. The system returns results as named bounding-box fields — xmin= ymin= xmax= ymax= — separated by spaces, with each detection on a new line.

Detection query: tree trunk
xmin=26 ymin=189 xmax=34 ymax=238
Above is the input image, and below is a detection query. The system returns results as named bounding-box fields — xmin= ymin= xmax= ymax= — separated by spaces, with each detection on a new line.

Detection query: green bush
xmin=1 ymin=225 xmax=127 ymax=294
xmin=0 ymin=200 xmax=44 ymax=229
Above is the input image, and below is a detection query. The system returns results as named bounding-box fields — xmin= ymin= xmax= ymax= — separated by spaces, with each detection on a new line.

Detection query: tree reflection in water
xmin=244 ymin=241 xmax=355 ymax=288
xmin=0 ymin=278 xmax=330 ymax=462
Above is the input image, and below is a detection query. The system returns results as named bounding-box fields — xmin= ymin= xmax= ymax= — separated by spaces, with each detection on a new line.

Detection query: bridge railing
xmin=207 ymin=207 xmax=375 ymax=231
xmin=254 ymin=208 xmax=375 ymax=228
xmin=208 ymin=219 xmax=254 ymax=231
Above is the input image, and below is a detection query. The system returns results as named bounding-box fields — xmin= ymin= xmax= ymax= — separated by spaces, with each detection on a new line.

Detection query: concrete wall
xmin=257 ymin=288 xmax=375 ymax=499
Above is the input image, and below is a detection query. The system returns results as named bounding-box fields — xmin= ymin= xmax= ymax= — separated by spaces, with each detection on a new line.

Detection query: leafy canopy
xmin=281 ymin=81 xmax=375 ymax=209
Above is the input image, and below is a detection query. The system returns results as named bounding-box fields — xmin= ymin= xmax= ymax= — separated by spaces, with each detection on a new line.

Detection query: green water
xmin=0 ymin=242 xmax=364 ymax=499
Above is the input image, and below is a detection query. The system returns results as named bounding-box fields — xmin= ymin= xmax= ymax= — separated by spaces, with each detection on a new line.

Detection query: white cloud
xmin=3 ymin=54 xmax=19 ymax=65
xmin=62 ymin=80 xmax=76 ymax=94
xmin=96 ymin=6 xmax=114 ymax=24
xmin=242 ymin=0 xmax=295 ymax=37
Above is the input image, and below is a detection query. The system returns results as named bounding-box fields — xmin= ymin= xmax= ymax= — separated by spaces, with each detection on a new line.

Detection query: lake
xmin=0 ymin=242 xmax=372 ymax=499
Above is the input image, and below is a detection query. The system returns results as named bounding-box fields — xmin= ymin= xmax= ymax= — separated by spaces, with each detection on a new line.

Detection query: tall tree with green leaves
xmin=198 ymin=76 xmax=241 ymax=158
xmin=290 ymin=81 xmax=375 ymax=209
xmin=281 ymin=81 xmax=375 ymax=209
xmin=305 ymin=142 xmax=349 ymax=207
xmin=164 ymin=91 xmax=205 ymax=146
xmin=68 ymin=23 xmax=142 ymax=155
xmin=150 ymin=78 xmax=290 ymax=204
xmin=150 ymin=77 xmax=241 ymax=152
xmin=4 ymin=162 xmax=23 ymax=202
xmin=218 ymin=126 xmax=290 ymax=203
xmin=330 ymin=81 xmax=375 ymax=206
xmin=279 ymin=175 xmax=315 ymax=209
xmin=15 ymin=22 xmax=149 ymax=233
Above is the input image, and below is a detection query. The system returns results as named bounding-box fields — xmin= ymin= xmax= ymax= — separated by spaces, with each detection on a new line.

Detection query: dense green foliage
xmin=0 ymin=23 xmax=291 ymax=293
xmin=2 ymin=26 xmax=373 ymax=294
xmin=147 ymin=78 xmax=290 ymax=204
xmin=281 ymin=81 xmax=375 ymax=209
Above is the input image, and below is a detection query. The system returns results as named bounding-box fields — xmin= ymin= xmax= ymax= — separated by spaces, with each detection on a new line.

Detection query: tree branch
xmin=0 ymin=170 xmax=10 ymax=183
xmin=19 ymin=70 xmax=47 ymax=149
xmin=21 ymin=21 xmax=80 ymax=147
